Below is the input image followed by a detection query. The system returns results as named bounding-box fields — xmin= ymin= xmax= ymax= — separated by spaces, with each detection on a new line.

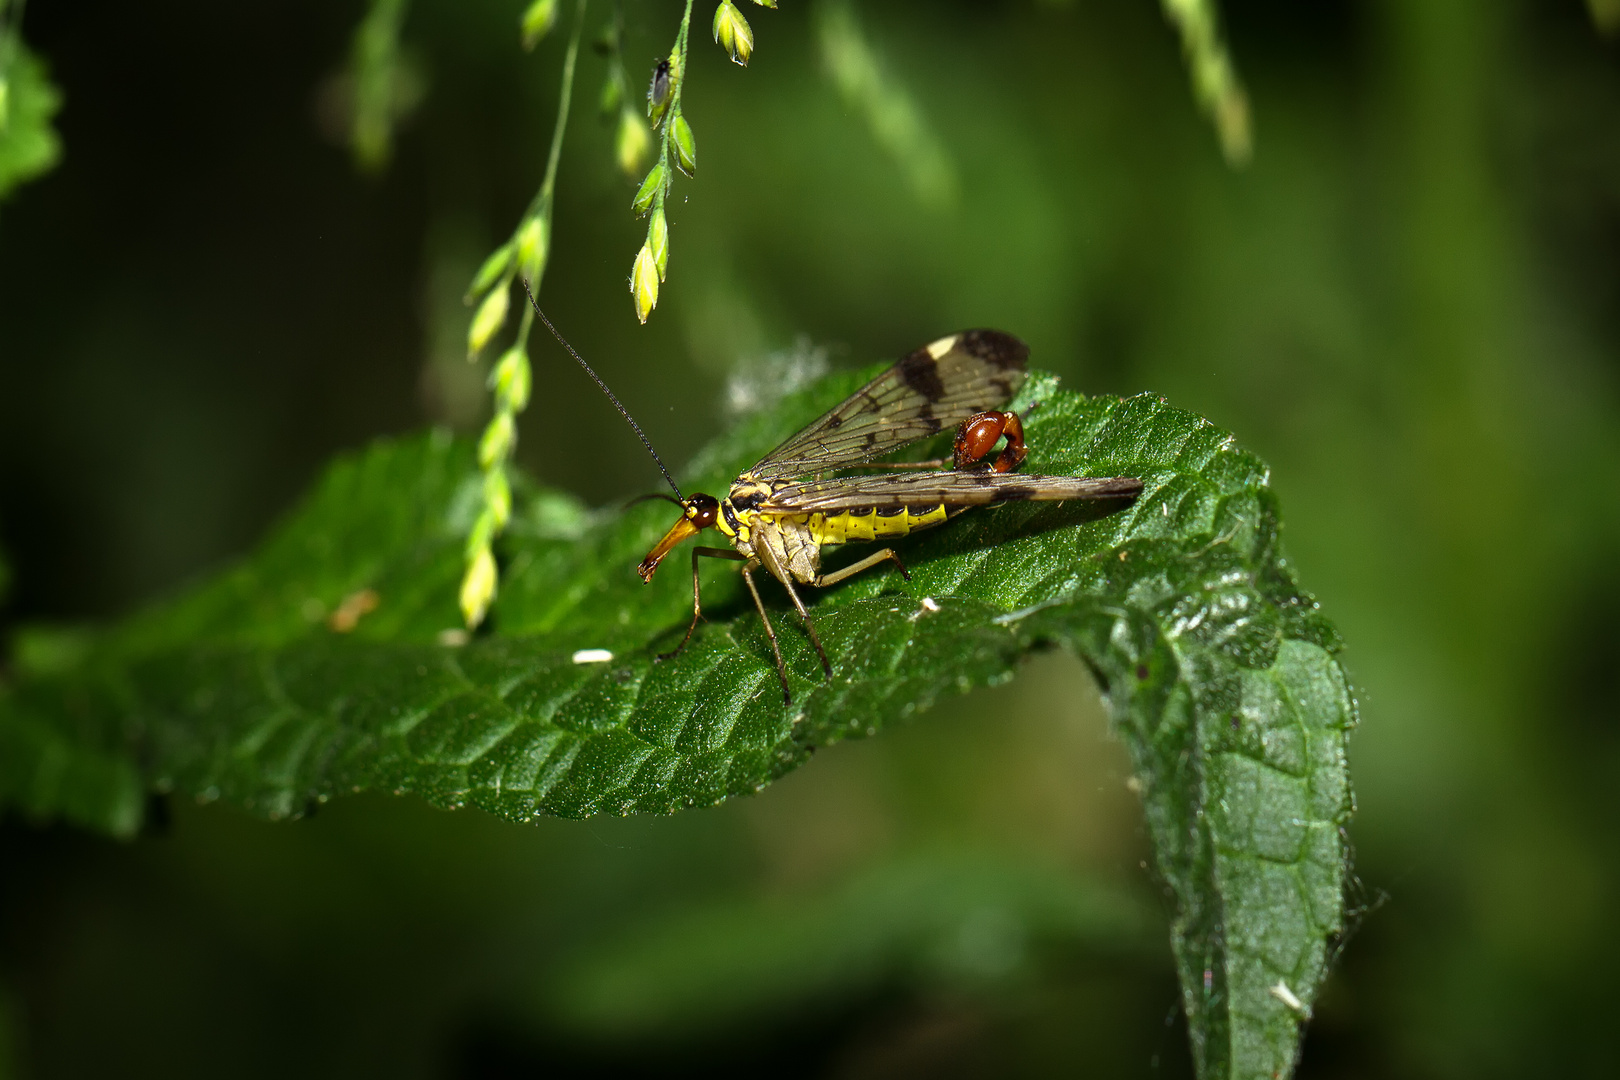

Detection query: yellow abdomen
xmin=795 ymin=504 xmax=949 ymax=545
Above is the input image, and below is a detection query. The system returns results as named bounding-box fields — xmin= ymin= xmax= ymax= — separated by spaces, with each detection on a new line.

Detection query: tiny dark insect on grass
xmin=522 ymin=283 xmax=1143 ymax=703
xmin=647 ymin=57 xmax=672 ymax=114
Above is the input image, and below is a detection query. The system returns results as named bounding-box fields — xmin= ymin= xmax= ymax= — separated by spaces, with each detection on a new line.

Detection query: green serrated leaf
xmin=0 ymin=368 xmax=1353 ymax=1079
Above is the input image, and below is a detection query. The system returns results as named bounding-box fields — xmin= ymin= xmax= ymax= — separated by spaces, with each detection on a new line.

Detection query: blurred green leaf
xmin=1590 ymin=0 xmax=1620 ymax=36
xmin=347 ymin=0 xmax=422 ymax=174
xmin=0 ymin=364 xmax=1353 ymax=1079
xmin=0 ymin=42 xmax=61 ymax=200
xmin=546 ymin=848 xmax=1151 ymax=1037
xmin=815 ymin=0 xmax=957 ymax=210
xmin=1160 ymin=0 xmax=1250 ymax=165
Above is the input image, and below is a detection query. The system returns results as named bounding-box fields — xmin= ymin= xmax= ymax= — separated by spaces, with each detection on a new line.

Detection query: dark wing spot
xmin=997 ymin=484 xmax=1039 ymax=501
xmin=897 ymin=349 xmax=947 ymax=402
xmin=958 ymin=330 xmax=1029 ymax=372
xmin=826 ymin=414 xmax=843 ymax=428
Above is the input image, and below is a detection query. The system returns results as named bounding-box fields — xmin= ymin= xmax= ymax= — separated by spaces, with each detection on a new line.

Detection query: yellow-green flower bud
xmin=648 ymin=207 xmax=669 ymax=281
xmin=616 ymin=108 xmax=652 ymax=178
xmin=478 ymin=411 xmax=516 ymax=470
xmin=484 ymin=467 xmax=512 ymax=530
xmin=672 ymin=114 xmax=697 ymax=176
xmin=467 ymin=285 xmax=510 ymax=359
xmin=460 ymin=543 xmax=498 ymax=628
xmin=631 ymin=242 xmax=660 ymax=324
xmin=521 ymin=0 xmax=560 ymax=50
xmin=465 ymin=242 xmax=514 ymax=303
xmin=465 ymin=506 xmax=496 ymax=559
xmin=490 ymin=347 xmax=531 ymax=413
xmin=515 ymin=215 xmax=549 ymax=280
xmin=631 ymin=162 xmax=665 ymax=215
xmin=750 ymin=0 xmax=778 ymax=7
xmin=713 ymin=1 xmax=754 ymax=67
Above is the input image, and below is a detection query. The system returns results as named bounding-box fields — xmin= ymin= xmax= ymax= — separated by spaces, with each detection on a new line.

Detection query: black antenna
xmin=625 ymin=492 xmax=685 ymax=510
xmin=520 ymin=280 xmax=684 ymax=501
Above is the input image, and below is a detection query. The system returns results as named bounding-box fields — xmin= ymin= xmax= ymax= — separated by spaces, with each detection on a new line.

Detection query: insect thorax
xmin=720 ymin=472 xmax=952 ymax=579
xmin=720 ymin=475 xmax=824 ymax=582
xmin=717 ymin=475 xmax=776 ymax=557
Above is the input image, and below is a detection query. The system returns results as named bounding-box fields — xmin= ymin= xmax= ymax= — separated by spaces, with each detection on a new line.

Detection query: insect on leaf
xmin=0 ymin=364 xmax=1354 ymax=1080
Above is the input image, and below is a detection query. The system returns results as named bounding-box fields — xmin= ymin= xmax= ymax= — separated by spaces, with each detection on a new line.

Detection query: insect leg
xmin=812 ymin=547 xmax=911 ymax=589
xmin=658 ymin=546 xmax=747 ymax=662
xmin=773 ymin=574 xmax=834 ymax=679
xmin=752 ymin=538 xmax=834 ymax=681
xmin=740 ymin=562 xmax=794 ymax=704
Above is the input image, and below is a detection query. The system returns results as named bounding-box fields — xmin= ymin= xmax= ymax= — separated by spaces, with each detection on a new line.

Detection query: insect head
xmin=636 ymin=493 xmax=718 ymax=582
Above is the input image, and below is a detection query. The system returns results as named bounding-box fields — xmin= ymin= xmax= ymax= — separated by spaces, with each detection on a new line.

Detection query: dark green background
xmin=2 ymin=0 xmax=1617 ymax=1075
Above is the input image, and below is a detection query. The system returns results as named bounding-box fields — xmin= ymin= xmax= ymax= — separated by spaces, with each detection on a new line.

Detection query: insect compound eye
xmin=686 ymin=493 xmax=719 ymax=529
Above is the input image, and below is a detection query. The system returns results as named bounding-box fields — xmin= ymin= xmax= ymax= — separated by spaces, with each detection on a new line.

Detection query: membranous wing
xmin=747 ymin=330 xmax=1029 ymax=480
xmin=758 ymin=470 xmax=1144 ymax=513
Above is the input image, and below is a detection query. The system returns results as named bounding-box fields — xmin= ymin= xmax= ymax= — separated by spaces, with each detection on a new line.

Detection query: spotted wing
xmin=747 ymin=330 xmax=1029 ymax=480
xmin=758 ymin=470 xmax=1144 ymax=513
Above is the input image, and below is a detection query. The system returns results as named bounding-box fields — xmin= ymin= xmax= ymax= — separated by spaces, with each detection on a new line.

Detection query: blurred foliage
xmin=346 ymin=0 xmax=423 ymax=173
xmin=1159 ymin=0 xmax=1251 ymax=164
xmin=1590 ymin=0 xmax=1620 ymax=36
xmin=816 ymin=0 xmax=958 ymax=209
xmin=2 ymin=0 xmax=1620 ymax=1078
xmin=0 ymin=985 xmax=15 ymax=1080
xmin=543 ymin=847 xmax=1153 ymax=1037
xmin=0 ymin=40 xmax=60 ymax=202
